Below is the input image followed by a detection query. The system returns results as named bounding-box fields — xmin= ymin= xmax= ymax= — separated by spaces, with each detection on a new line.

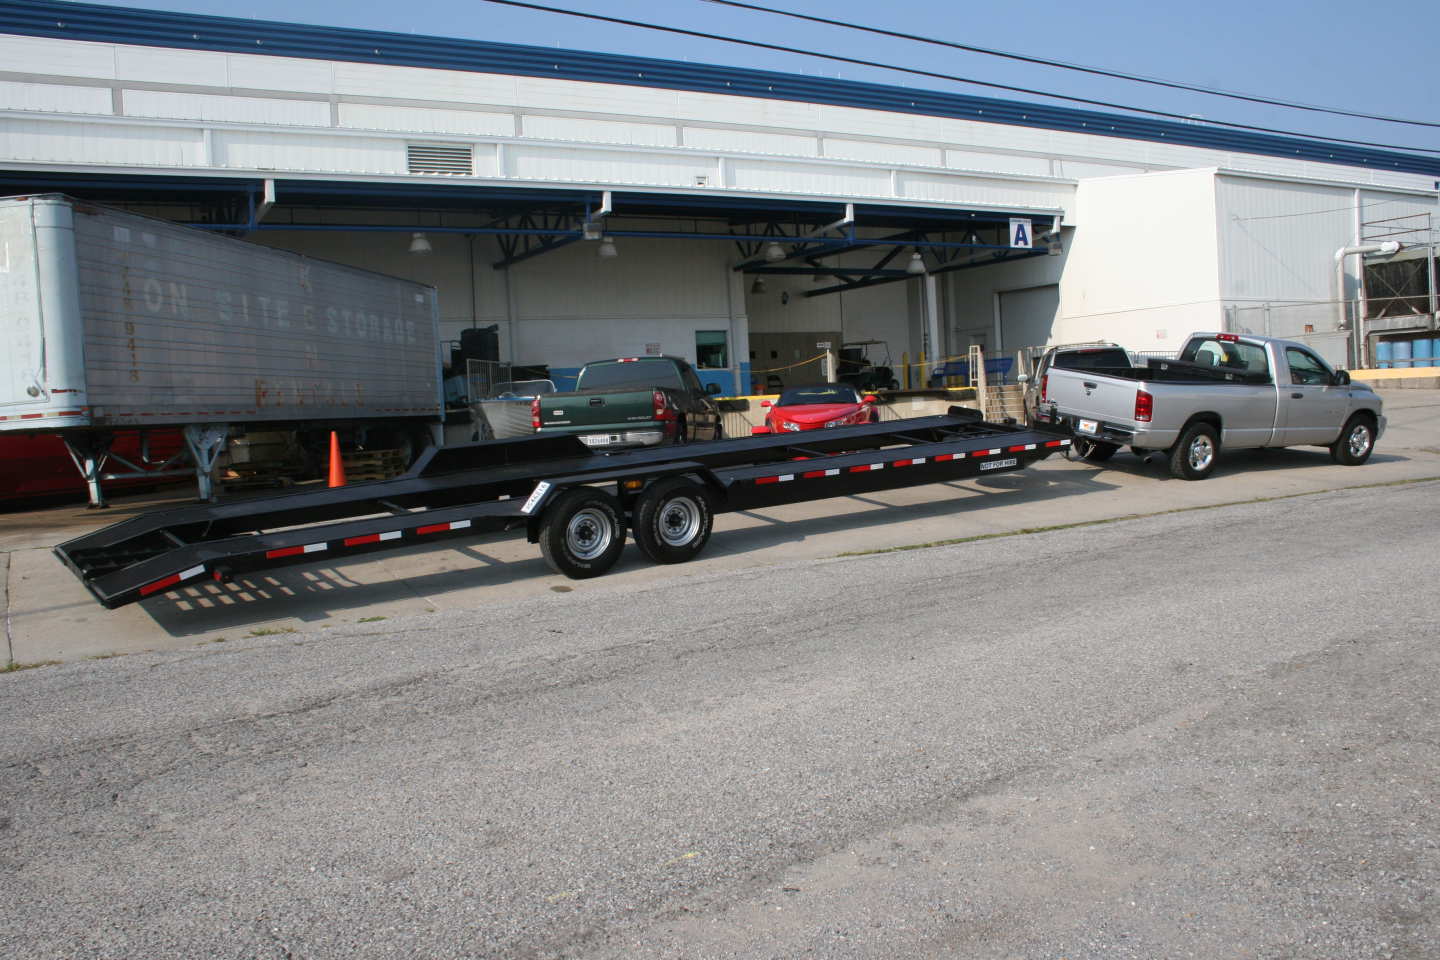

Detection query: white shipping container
xmin=1 ymin=194 xmax=442 ymax=431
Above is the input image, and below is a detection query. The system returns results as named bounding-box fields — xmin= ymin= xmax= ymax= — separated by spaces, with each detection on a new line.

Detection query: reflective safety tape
xmin=934 ymin=452 xmax=965 ymax=462
xmin=139 ymin=564 xmax=205 ymax=597
xmin=848 ymin=463 xmax=884 ymax=473
xmin=801 ymin=468 xmax=841 ymax=479
xmin=1007 ymin=443 xmax=1038 ymax=452
xmin=1044 ymin=439 xmax=1070 ymax=448
xmin=343 ymin=531 xmax=403 ymax=547
xmin=265 ymin=543 xmax=328 ymax=559
xmin=750 ymin=441 xmax=1054 ymax=485
xmin=418 ymin=519 xmax=472 ymax=536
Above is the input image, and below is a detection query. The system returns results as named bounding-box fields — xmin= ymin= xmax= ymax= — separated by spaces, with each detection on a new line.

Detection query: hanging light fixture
xmin=764 ymin=241 xmax=786 ymax=262
xmin=906 ymin=251 xmax=926 ymax=275
xmin=408 ymin=232 xmax=433 ymax=255
xmin=597 ymin=237 xmax=618 ymax=259
xmin=750 ymin=277 xmax=768 ymax=294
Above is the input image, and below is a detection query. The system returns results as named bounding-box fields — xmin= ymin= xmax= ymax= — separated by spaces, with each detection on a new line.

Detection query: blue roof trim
xmin=3 ymin=0 xmax=1438 ymax=178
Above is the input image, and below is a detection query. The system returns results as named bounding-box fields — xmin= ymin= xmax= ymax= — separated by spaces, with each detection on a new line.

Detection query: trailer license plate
xmin=1078 ymin=419 xmax=1098 ymax=435
xmin=980 ymin=457 xmax=1019 ymax=471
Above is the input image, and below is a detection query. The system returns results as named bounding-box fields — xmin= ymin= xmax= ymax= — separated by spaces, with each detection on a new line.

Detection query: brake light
xmin=1040 ymin=373 xmax=1048 ymax=401
xmin=653 ymin=389 xmax=678 ymax=421
xmin=1217 ymin=333 xmax=1239 ymax=342
xmin=1135 ymin=389 xmax=1153 ymax=422
xmin=530 ymin=396 xmax=541 ymax=430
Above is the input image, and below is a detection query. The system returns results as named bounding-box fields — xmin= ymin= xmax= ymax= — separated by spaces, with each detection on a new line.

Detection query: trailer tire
xmin=1069 ymin=438 xmax=1118 ymax=462
xmin=539 ymin=488 xmax=626 ymax=578
xmin=1330 ymin=414 xmax=1375 ymax=465
xmin=632 ymin=478 xmax=714 ymax=564
xmin=1169 ymin=422 xmax=1219 ymax=480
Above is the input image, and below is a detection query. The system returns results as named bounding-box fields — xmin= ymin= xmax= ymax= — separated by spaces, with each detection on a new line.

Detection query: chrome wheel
xmin=657 ymin=497 xmax=703 ymax=547
xmin=1187 ymin=434 xmax=1214 ymax=472
xmin=565 ymin=508 xmax=613 ymax=561
xmin=1347 ymin=423 xmax=1372 ymax=458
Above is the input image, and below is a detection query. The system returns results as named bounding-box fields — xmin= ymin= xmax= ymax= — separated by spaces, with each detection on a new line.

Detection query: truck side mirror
xmin=1016 ymin=373 xmax=1029 ymax=384
xmin=707 ymin=383 xmax=723 ymax=395
xmin=1333 ymin=370 xmax=1351 ymax=386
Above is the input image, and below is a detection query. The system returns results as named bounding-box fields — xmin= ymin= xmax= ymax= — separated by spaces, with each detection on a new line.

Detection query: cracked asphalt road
xmin=2 ymin=480 xmax=1437 ymax=958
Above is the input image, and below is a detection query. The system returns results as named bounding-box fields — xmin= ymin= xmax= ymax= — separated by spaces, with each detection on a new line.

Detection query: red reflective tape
xmin=1007 ymin=445 xmax=1027 ymax=453
xmin=1045 ymin=439 xmax=1063 ymax=447
xmin=893 ymin=459 xmax=913 ymax=468
xmin=755 ymin=476 xmax=779 ymax=485
xmin=417 ymin=523 xmax=450 ymax=535
xmin=266 ymin=546 xmax=306 ymax=559
xmin=803 ymin=470 xmax=826 ymax=479
xmin=344 ymin=534 xmax=381 ymax=547
xmin=139 ymin=573 xmax=182 ymax=597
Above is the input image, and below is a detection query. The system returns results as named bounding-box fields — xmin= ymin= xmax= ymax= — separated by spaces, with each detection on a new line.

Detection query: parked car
xmin=751 ymin=383 xmax=878 ymax=434
xmin=532 ymin=356 xmax=723 ymax=449
xmin=1036 ymin=332 xmax=1385 ymax=479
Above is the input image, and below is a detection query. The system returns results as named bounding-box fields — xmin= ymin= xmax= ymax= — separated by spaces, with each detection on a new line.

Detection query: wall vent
xmin=407 ymin=143 xmax=473 ymax=175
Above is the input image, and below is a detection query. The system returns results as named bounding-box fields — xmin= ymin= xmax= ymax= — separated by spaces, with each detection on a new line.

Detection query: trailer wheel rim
xmin=657 ymin=496 xmax=703 ymax=547
xmin=565 ymin=508 xmax=614 ymax=561
xmin=1347 ymin=423 xmax=1372 ymax=458
xmin=1187 ymin=434 xmax=1214 ymax=472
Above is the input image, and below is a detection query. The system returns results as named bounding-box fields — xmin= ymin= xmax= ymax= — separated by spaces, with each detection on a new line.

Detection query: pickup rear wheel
xmin=539 ymin=488 xmax=626 ymax=578
xmin=1069 ymin=438 xmax=1118 ymax=462
xmin=1169 ymin=422 xmax=1219 ymax=480
xmin=632 ymin=478 xmax=714 ymax=564
xmin=1330 ymin=414 xmax=1375 ymax=466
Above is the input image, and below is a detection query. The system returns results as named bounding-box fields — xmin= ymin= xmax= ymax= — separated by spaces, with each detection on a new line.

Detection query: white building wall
xmin=1053 ymin=169 xmax=1224 ymax=352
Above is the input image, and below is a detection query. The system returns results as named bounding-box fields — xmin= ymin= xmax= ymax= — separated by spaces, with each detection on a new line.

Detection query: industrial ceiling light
xmin=597 ymin=237 xmax=618 ymax=259
xmin=750 ymin=277 xmax=767 ymax=294
xmin=408 ymin=232 xmax=433 ymax=255
xmin=764 ymin=241 xmax=786 ymax=262
xmin=906 ymin=251 xmax=926 ymax=275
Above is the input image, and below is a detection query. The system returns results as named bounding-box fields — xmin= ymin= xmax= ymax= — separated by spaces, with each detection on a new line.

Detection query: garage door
xmin=999 ymin=285 xmax=1059 ymax=353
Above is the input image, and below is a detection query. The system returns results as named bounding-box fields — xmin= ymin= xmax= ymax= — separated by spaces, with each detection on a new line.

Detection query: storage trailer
xmin=1 ymin=194 xmax=442 ymax=505
xmin=56 ymin=408 xmax=1069 ymax=609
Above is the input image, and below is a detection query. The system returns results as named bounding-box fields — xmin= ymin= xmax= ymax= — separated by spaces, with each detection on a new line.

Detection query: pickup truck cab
xmin=1036 ymin=332 xmax=1385 ymax=479
xmin=533 ymin=355 xmax=723 ymax=450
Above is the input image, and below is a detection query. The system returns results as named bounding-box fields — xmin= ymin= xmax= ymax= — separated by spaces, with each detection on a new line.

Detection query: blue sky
xmin=80 ymin=0 xmax=1440 ymax=156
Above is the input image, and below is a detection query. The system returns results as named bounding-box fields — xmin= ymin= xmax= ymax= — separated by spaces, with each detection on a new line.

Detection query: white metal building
xmin=1 ymin=0 xmax=1437 ymax=392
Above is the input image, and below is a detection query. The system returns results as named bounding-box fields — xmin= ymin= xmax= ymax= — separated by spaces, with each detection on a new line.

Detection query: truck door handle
xmin=589 ymin=397 xmax=604 ymax=406
xmin=1082 ymin=381 xmax=1098 ymax=390
xmin=1290 ymin=392 xmax=1303 ymax=399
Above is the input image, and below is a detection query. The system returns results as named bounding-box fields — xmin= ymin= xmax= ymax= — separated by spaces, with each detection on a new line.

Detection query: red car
xmin=752 ymin=384 xmax=878 ymax=434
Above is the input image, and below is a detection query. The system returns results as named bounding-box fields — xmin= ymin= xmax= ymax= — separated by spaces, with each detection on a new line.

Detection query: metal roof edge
xmin=3 ymin=0 xmax=1438 ymax=178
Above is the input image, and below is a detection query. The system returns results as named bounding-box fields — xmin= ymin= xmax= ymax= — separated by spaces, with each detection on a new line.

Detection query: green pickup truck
xmin=532 ymin=355 xmax=724 ymax=450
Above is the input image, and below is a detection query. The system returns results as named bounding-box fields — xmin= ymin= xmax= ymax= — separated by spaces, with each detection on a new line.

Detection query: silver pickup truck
xmin=1034 ymin=332 xmax=1385 ymax=480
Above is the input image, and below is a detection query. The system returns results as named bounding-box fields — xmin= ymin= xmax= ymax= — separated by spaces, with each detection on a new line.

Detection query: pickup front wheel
xmin=1330 ymin=414 xmax=1375 ymax=466
xmin=540 ymin=488 xmax=626 ymax=578
xmin=632 ymin=478 xmax=714 ymax=564
xmin=1169 ymin=422 xmax=1219 ymax=480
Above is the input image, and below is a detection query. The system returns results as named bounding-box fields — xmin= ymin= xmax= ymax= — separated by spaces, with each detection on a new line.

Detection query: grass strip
xmin=835 ymin=475 xmax=1440 ymax=559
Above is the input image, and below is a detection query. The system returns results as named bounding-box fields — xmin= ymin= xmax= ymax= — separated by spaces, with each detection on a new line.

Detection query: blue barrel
xmin=1412 ymin=338 xmax=1436 ymax=368
xmin=1375 ymin=341 xmax=1394 ymax=368
xmin=1392 ymin=339 xmax=1413 ymax=369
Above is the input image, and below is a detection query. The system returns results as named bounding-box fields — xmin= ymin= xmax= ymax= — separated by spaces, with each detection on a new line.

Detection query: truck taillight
xmin=530 ymin=396 xmax=541 ymax=430
xmin=1134 ymin=389 xmax=1153 ymax=423
xmin=1040 ymin=373 xmax=1048 ymax=401
xmin=653 ymin=389 xmax=677 ymax=421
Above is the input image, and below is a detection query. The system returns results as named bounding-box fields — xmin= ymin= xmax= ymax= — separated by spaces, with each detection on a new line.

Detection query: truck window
xmin=1052 ymin=348 xmax=1129 ymax=371
xmin=1285 ymin=348 xmax=1331 ymax=386
xmin=577 ymin=361 xmax=683 ymax=391
xmin=1180 ymin=337 xmax=1270 ymax=380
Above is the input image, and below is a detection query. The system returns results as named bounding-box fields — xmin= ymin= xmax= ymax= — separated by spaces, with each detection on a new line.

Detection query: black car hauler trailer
xmin=55 ymin=408 xmax=1069 ymax=609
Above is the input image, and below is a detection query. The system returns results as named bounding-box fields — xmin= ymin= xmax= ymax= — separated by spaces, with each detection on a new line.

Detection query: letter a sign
xmin=1009 ymin=218 xmax=1033 ymax=249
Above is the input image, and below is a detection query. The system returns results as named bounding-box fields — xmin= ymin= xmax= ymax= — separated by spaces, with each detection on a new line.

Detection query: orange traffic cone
xmin=327 ymin=431 xmax=347 ymax=488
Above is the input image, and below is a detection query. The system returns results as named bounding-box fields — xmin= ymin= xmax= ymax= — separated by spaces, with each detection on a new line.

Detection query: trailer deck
xmin=56 ymin=409 xmax=1068 ymax=608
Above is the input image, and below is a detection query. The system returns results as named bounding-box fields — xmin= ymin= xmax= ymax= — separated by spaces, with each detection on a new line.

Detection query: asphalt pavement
xmin=1 ymin=475 xmax=1437 ymax=958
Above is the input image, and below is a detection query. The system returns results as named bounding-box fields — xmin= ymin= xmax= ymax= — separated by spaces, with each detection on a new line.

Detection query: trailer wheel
xmin=539 ymin=488 xmax=626 ymax=578
xmin=1330 ymin=414 xmax=1375 ymax=466
xmin=1069 ymin=438 xmax=1118 ymax=462
xmin=1169 ymin=422 xmax=1219 ymax=480
xmin=632 ymin=478 xmax=714 ymax=564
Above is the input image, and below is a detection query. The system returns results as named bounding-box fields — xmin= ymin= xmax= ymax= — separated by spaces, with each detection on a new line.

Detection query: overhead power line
xmin=475 ymin=0 xmax=1440 ymax=156
xmin=703 ymin=0 xmax=1440 ymax=131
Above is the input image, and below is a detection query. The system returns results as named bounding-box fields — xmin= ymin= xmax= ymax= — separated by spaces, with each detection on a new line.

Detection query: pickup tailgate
xmin=1044 ymin=368 xmax=1140 ymax=426
xmin=538 ymin=389 xmax=653 ymax=431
